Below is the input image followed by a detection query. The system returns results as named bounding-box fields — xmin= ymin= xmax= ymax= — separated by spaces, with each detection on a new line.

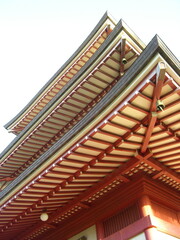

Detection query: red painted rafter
xmin=159 ymin=110 xmax=180 ymax=122
xmin=118 ymin=112 xmax=140 ymax=124
xmin=82 ymin=138 xmax=111 ymax=149
xmin=140 ymin=62 xmax=166 ymax=153
xmin=1 ymin=163 xmax=21 ymax=168
xmin=101 ymin=63 xmax=119 ymax=75
xmin=89 ymin=74 xmax=110 ymax=85
xmin=141 ymin=112 xmax=157 ymax=153
xmin=127 ymin=53 xmax=138 ymax=62
xmin=149 ymin=135 xmax=179 ymax=146
xmin=92 ymin=129 xmax=119 ymax=141
xmin=161 ymin=88 xmax=180 ymax=100
xmin=73 ymin=145 xmax=102 ymax=154
xmin=130 ymin=91 xmax=152 ymax=103
xmin=114 ymin=115 xmax=149 ymax=148
xmin=0 ymin=177 xmax=15 ymax=182
xmin=101 ymin=120 xmax=131 ymax=132
xmin=157 ymin=153 xmax=180 ymax=161
xmin=121 ymin=102 xmax=149 ymax=115
xmin=153 ymin=147 xmax=180 ymax=157
xmin=97 ymin=68 xmax=115 ymax=80
xmin=98 ymin=158 xmax=128 ymax=165
xmin=151 ymin=141 xmax=180 ymax=153
xmin=163 ymin=99 xmax=180 ymax=110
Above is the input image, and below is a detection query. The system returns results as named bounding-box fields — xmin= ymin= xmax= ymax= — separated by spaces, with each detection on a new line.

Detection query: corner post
xmin=96 ymin=221 xmax=104 ymax=240
xmin=139 ymin=195 xmax=157 ymax=240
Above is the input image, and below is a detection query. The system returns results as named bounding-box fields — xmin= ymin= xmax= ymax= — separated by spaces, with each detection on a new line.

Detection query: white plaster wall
xmin=130 ymin=232 xmax=146 ymax=240
xmin=68 ymin=225 xmax=97 ymax=240
xmin=130 ymin=231 xmax=179 ymax=240
xmin=155 ymin=231 xmax=179 ymax=240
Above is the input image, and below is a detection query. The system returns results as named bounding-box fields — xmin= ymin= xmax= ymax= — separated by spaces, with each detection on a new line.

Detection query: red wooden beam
xmin=150 ymin=62 xmax=166 ymax=112
xmin=141 ymin=112 xmax=157 ymax=153
xmin=140 ymin=62 xmax=167 ymax=153
xmin=0 ymin=177 xmax=15 ymax=182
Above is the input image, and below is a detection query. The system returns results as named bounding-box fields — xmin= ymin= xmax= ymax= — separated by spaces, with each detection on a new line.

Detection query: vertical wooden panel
xmin=152 ymin=201 xmax=179 ymax=224
xmin=102 ymin=203 xmax=141 ymax=238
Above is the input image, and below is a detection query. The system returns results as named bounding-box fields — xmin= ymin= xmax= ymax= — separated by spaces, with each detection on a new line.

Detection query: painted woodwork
xmin=0 ymin=12 xmax=179 ymax=240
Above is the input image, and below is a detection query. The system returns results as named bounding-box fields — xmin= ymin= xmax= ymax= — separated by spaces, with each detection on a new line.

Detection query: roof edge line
xmin=120 ymin=19 xmax=146 ymax=50
xmin=4 ymin=12 xmax=116 ymax=130
xmin=1 ymin=19 xmax=125 ymax=157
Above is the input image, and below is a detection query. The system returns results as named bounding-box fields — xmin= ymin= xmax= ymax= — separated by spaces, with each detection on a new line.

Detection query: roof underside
xmin=4 ymin=13 xmax=145 ymax=136
xmin=0 ymin=18 xmax=145 ymax=188
xmin=4 ymin=12 xmax=116 ymax=134
xmin=0 ymin=14 xmax=179 ymax=240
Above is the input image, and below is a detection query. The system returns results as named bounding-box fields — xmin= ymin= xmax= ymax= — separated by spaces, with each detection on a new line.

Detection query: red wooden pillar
xmin=139 ymin=195 xmax=157 ymax=240
xmin=96 ymin=221 xmax=104 ymax=240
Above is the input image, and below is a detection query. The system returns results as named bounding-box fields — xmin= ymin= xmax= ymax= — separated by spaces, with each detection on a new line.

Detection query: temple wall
xmin=130 ymin=233 xmax=146 ymax=240
xmin=154 ymin=231 xmax=179 ymax=240
xmin=68 ymin=225 xmax=97 ymax=240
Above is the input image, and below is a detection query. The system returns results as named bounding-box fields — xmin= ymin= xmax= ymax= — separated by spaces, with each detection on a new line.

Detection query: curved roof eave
xmin=4 ymin=12 xmax=117 ymax=131
xmin=0 ymin=34 xmax=179 ymax=200
xmin=1 ymin=18 xmax=145 ymax=159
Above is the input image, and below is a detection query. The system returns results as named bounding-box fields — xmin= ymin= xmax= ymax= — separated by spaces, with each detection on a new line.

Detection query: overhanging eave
xmin=0 ymin=34 xmax=179 ymax=201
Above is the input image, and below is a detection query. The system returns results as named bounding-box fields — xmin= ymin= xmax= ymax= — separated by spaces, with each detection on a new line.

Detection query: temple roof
xmin=0 ymin=13 xmax=179 ymax=240
xmin=0 ymin=17 xmax=146 ymax=188
xmin=4 ymin=12 xmax=120 ymax=135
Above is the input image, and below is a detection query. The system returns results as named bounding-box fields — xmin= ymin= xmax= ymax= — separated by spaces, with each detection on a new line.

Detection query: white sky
xmin=0 ymin=0 xmax=179 ymax=153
